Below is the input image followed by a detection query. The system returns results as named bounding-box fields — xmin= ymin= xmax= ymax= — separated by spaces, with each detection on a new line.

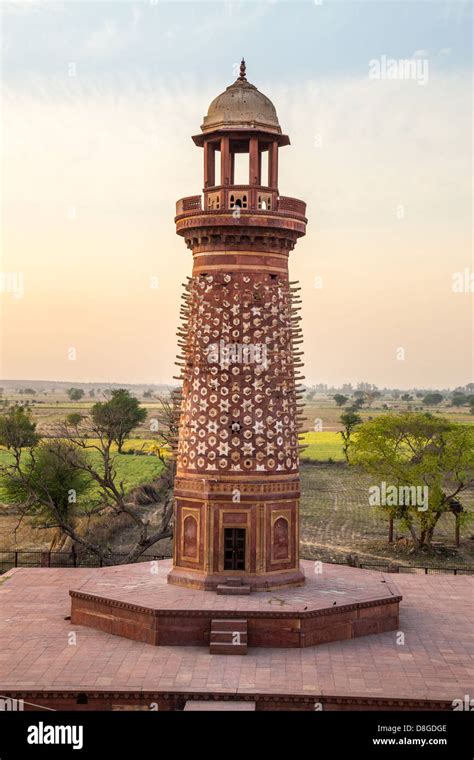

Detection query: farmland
xmin=0 ymin=384 xmax=473 ymax=566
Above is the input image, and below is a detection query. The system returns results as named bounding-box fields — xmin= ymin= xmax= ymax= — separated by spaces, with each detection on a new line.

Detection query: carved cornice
xmin=175 ymin=216 xmax=305 ymax=255
xmin=1 ymin=689 xmax=453 ymax=711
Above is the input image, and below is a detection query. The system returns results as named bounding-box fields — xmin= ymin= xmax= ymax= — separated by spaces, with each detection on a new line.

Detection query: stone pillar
xmin=249 ymin=137 xmax=260 ymax=185
xmin=204 ymin=141 xmax=215 ymax=188
xmin=268 ymin=140 xmax=279 ymax=188
xmin=220 ymin=136 xmax=231 ymax=185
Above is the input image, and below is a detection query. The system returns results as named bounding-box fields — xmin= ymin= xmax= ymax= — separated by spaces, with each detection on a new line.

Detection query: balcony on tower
xmin=175 ymin=189 xmax=306 ymax=219
xmin=175 ymin=61 xmax=306 ymax=233
xmin=175 ymin=61 xmax=307 ymax=256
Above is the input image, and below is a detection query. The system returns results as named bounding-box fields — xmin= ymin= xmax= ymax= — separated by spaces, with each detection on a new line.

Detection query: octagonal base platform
xmin=70 ymin=560 xmax=401 ymax=649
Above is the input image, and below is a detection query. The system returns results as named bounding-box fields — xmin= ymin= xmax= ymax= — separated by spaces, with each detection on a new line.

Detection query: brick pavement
xmin=1 ymin=563 xmax=472 ymax=702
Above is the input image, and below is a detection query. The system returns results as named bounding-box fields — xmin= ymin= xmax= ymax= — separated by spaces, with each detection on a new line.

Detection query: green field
xmin=0 ymin=448 xmax=164 ymax=502
xmin=300 ymin=431 xmax=345 ymax=461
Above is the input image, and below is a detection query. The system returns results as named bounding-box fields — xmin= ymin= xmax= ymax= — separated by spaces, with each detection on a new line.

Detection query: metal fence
xmin=1 ymin=550 xmax=472 ymax=576
xmin=358 ymin=561 xmax=473 ymax=575
xmin=0 ymin=550 xmax=172 ymax=573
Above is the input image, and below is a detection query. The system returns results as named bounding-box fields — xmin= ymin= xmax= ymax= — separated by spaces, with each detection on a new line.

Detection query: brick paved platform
xmin=1 ymin=562 xmax=472 ymax=710
xmin=69 ymin=560 xmax=401 ymax=648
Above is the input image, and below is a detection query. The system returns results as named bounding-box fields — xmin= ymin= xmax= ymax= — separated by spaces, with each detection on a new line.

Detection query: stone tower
xmin=168 ymin=61 xmax=307 ymax=591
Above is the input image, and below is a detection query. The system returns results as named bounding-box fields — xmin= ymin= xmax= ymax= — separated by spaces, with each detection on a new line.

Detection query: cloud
xmin=82 ymin=20 xmax=131 ymax=58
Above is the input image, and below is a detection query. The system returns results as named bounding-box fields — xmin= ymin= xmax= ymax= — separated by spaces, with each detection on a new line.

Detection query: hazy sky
xmin=1 ymin=0 xmax=472 ymax=388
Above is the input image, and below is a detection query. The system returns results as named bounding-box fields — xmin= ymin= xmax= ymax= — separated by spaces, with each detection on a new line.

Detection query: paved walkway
xmin=1 ymin=563 xmax=472 ymax=702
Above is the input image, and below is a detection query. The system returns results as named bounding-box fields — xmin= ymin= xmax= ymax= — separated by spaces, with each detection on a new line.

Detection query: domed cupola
xmin=201 ymin=59 xmax=282 ymax=136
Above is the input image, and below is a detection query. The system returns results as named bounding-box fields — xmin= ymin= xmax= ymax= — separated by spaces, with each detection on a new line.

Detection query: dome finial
xmin=238 ymin=58 xmax=247 ymax=81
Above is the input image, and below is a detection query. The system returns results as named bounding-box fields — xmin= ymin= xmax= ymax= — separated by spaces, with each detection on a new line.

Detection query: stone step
xmin=211 ymin=619 xmax=248 ymax=633
xmin=209 ymin=642 xmax=248 ymax=656
xmin=210 ymin=631 xmax=248 ymax=644
xmin=216 ymin=584 xmax=251 ymax=596
xmin=209 ymin=619 xmax=248 ymax=655
xmin=224 ymin=578 xmax=244 ymax=587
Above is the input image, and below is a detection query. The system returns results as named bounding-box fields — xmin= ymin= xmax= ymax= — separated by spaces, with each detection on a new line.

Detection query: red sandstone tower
xmin=168 ymin=61 xmax=307 ymax=591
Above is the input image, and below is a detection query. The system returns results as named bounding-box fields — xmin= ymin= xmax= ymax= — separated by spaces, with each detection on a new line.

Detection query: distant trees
xmin=401 ymin=393 xmax=412 ymax=402
xmin=423 ymin=392 xmax=443 ymax=406
xmin=365 ymin=390 xmax=381 ymax=407
xmin=451 ymin=394 xmax=474 ymax=408
xmin=333 ymin=394 xmax=348 ymax=407
xmin=67 ymin=388 xmax=85 ymax=401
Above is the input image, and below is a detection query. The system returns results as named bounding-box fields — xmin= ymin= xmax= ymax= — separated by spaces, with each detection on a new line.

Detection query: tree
xmin=2 ymin=441 xmax=92 ymax=546
xmin=451 ymin=395 xmax=468 ymax=407
xmin=401 ymin=394 xmax=412 ymax=402
xmin=333 ymin=394 xmax=348 ymax=407
xmin=350 ymin=413 xmax=474 ymax=549
xmin=66 ymin=413 xmax=83 ymax=428
xmin=67 ymin=388 xmax=85 ymax=401
xmin=91 ymin=389 xmax=147 ymax=453
xmin=423 ymin=392 xmax=443 ymax=406
xmin=366 ymin=390 xmax=381 ymax=407
xmin=339 ymin=411 xmax=362 ymax=462
xmin=0 ymin=393 xmax=179 ymax=563
xmin=0 ymin=406 xmax=39 ymax=453
xmin=89 ymin=389 xmax=95 ymax=398
xmin=143 ymin=390 xmax=153 ymax=399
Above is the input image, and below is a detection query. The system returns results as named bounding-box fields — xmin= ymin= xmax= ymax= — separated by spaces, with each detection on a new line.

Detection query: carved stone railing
xmin=176 ymin=195 xmax=202 ymax=215
xmin=176 ymin=189 xmax=307 ymax=219
xmin=278 ymin=196 xmax=307 ymax=217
